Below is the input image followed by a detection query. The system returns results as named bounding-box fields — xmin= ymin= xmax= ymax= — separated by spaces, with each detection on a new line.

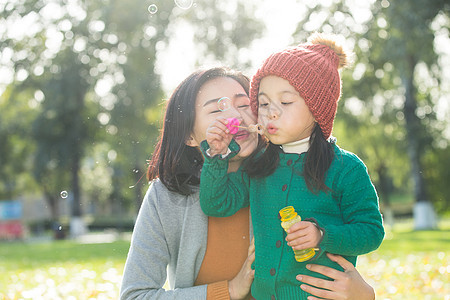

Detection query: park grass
xmin=0 ymin=222 xmax=449 ymax=299
xmin=0 ymin=240 xmax=130 ymax=270
xmin=0 ymin=240 xmax=131 ymax=299
xmin=379 ymin=228 xmax=450 ymax=253
xmin=357 ymin=225 xmax=450 ymax=300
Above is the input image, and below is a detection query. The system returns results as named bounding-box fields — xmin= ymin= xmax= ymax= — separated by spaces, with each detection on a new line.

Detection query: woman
xmin=120 ymin=67 xmax=375 ymax=299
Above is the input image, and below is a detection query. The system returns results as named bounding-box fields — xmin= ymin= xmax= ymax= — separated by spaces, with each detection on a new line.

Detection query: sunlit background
xmin=0 ymin=0 xmax=449 ymax=299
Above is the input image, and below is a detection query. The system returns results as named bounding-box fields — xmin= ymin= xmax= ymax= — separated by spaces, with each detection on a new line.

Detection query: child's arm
xmin=199 ymin=139 xmax=250 ymax=217
xmin=199 ymin=119 xmax=250 ymax=217
xmin=319 ymin=157 xmax=385 ymax=256
xmin=287 ymin=156 xmax=384 ymax=256
xmin=205 ymin=117 xmax=233 ymax=157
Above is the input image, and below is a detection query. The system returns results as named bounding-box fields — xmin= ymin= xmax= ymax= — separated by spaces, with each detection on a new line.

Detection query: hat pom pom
xmin=308 ymin=32 xmax=349 ymax=69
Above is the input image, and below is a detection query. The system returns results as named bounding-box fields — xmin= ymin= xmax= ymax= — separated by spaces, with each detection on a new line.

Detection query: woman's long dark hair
xmin=244 ymin=124 xmax=334 ymax=194
xmin=147 ymin=67 xmax=250 ymax=195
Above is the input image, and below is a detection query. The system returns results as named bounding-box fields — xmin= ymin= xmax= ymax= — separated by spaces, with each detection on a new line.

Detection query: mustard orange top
xmin=194 ymin=206 xmax=250 ymax=299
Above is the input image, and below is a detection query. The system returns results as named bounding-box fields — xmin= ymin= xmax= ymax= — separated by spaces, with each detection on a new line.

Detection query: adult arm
xmin=297 ymin=253 xmax=375 ymax=300
xmin=199 ymin=139 xmax=250 ymax=217
xmin=120 ymin=183 xmax=207 ymax=299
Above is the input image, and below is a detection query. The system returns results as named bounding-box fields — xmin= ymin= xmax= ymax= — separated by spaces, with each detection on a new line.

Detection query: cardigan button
xmin=270 ymin=268 xmax=276 ymax=276
xmin=282 ymin=184 xmax=287 ymax=191
xmin=276 ymin=240 xmax=281 ymax=248
xmin=287 ymin=159 xmax=293 ymax=166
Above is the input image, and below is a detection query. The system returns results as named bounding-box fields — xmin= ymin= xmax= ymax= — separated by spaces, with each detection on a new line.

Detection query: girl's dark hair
xmin=147 ymin=67 xmax=250 ymax=195
xmin=244 ymin=124 xmax=334 ymax=194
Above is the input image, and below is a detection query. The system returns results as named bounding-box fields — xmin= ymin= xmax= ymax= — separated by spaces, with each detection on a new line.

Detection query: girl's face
xmin=258 ymin=75 xmax=315 ymax=145
xmin=189 ymin=76 xmax=258 ymax=161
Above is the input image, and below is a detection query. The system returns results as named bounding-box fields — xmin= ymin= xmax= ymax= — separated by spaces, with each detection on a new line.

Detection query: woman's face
xmin=189 ymin=76 xmax=258 ymax=161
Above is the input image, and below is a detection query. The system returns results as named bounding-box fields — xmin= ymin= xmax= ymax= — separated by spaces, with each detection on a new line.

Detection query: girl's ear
xmin=185 ymin=136 xmax=199 ymax=147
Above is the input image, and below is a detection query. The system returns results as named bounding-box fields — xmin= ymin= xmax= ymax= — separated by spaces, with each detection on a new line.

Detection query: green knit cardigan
xmin=199 ymin=139 xmax=384 ymax=300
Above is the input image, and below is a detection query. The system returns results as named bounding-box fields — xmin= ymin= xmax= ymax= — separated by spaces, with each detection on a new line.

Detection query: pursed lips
xmin=267 ymin=124 xmax=278 ymax=134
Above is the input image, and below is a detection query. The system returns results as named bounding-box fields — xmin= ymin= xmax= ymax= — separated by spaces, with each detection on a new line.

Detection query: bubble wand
xmin=226 ymin=118 xmax=264 ymax=135
xmin=217 ymin=98 xmax=264 ymax=134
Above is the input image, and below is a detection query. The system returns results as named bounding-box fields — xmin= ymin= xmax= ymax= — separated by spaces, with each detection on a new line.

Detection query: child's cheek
xmin=257 ymin=114 xmax=266 ymax=124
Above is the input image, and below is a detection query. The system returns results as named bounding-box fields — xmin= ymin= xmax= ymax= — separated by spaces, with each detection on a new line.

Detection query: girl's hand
xmin=296 ymin=253 xmax=375 ymax=300
xmin=286 ymin=221 xmax=322 ymax=250
xmin=206 ymin=118 xmax=234 ymax=156
xmin=228 ymin=238 xmax=255 ymax=300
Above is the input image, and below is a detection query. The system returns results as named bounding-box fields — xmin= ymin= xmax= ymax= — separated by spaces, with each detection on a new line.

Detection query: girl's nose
xmin=268 ymin=107 xmax=280 ymax=120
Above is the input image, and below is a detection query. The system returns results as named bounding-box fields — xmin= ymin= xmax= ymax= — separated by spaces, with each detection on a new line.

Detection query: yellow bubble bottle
xmin=279 ymin=206 xmax=316 ymax=262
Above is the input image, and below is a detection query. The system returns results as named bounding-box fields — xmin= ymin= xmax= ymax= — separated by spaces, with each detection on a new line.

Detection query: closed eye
xmin=238 ymin=104 xmax=249 ymax=109
xmin=281 ymin=101 xmax=293 ymax=105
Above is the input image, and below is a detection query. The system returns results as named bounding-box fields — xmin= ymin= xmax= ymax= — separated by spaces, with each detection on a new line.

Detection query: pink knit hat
xmin=249 ymin=33 xmax=350 ymax=139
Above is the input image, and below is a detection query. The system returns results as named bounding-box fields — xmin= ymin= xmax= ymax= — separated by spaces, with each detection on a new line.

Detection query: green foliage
xmin=183 ymin=1 xmax=265 ymax=68
xmin=31 ymin=48 xmax=92 ymax=176
xmin=0 ymin=85 xmax=40 ymax=198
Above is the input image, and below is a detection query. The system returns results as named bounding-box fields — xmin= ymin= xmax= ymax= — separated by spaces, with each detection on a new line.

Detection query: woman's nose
xmin=224 ymin=105 xmax=241 ymax=118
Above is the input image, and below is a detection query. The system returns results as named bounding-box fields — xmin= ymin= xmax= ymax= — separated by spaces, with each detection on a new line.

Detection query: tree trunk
xmin=71 ymin=151 xmax=82 ymax=217
xmin=43 ymin=188 xmax=66 ymax=239
xmin=69 ymin=144 xmax=87 ymax=237
xmin=376 ymin=164 xmax=394 ymax=228
xmin=44 ymin=188 xmax=59 ymax=221
xmin=402 ymin=56 xmax=437 ymax=230
xmin=69 ymin=75 xmax=89 ymax=238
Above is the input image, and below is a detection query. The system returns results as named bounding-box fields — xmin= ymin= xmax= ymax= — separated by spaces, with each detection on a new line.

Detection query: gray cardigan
xmin=121 ymin=178 xmax=252 ymax=299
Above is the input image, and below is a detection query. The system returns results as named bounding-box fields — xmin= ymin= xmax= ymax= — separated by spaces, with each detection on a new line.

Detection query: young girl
xmin=199 ymin=33 xmax=384 ymax=299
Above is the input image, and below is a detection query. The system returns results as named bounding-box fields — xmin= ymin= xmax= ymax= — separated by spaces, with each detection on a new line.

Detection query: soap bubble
xmin=174 ymin=0 xmax=193 ymax=9
xmin=60 ymin=191 xmax=68 ymax=199
xmin=217 ymin=97 xmax=232 ymax=111
xmin=148 ymin=4 xmax=158 ymax=14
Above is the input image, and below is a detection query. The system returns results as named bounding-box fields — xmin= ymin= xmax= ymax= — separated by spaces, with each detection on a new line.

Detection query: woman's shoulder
xmin=144 ymin=178 xmax=201 ymax=211
xmin=149 ymin=178 xmax=175 ymax=193
xmin=146 ymin=178 xmax=171 ymax=200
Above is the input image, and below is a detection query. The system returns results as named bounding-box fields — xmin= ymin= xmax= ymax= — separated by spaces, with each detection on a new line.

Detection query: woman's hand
xmin=286 ymin=221 xmax=322 ymax=250
xmin=206 ymin=118 xmax=234 ymax=156
xmin=228 ymin=238 xmax=255 ymax=300
xmin=296 ymin=253 xmax=375 ymax=300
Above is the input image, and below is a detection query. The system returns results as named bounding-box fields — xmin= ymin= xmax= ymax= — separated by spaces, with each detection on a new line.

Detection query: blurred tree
xmin=0 ymin=86 xmax=40 ymax=200
xmin=380 ymin=0 xmax=449 ymax=229
xmin=31 ymin=48 xmax=95 ymax=236
xmin=293 ymin=0 xmax=449 ymax=228
xmin=186 ymin=1 xmax=265 ymax=69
